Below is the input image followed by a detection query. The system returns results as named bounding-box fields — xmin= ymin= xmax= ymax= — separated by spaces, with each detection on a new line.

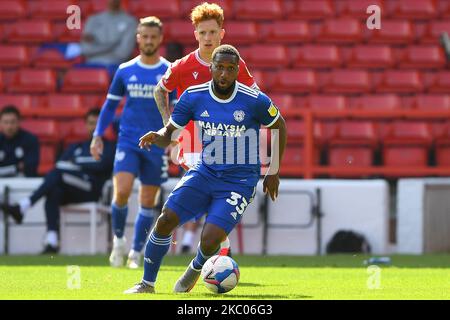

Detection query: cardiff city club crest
xmin=233 ymin=110 xmax=245 ymax=122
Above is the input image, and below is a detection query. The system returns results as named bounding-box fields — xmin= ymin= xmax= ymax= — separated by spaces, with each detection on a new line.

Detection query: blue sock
xmin=111 ymin=203 xmax=128 ymax=238
xmin=143 ymin=230 xmax=172 ymax=283
xmin=192 ymin=246 xmax=215 ymax=270
xmin=133 ymin=207 xmax=155 ymax=252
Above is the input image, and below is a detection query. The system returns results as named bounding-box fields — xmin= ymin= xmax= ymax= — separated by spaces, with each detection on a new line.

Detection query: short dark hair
xmin=0 ymin=105 xmax=21 ymax=119
xmin=85 ymin=108 xmax=100 ymax=119
xmin=212 ymin=44 xmax=240 ymax=63
xmin=138 ymin=16 xmax=163 ymax=32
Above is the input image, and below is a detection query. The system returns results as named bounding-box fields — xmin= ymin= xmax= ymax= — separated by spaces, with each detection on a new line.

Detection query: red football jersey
xmin=159 ymin=49 xmax=257 ymax=169
xmin=160 ymin=49 xmax=256 ymax=98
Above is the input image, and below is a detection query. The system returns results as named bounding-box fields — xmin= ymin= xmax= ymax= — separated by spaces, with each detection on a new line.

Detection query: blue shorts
xmin=113 ymin=138 xmax=168 ymax=186
xmin=164 ymin=169 xmax=257 ymax=234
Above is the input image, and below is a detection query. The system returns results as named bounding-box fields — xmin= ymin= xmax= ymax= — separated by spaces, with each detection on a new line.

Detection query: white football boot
xmin=126 ymin=249 xmax=141 ymax=269
xmin=173 ymin=262 xmax=201 ymax=293
xmin=124 ymin=281 xmax=155 ymax=294
xmin=109 ymin=236 xmax=127 ymax=267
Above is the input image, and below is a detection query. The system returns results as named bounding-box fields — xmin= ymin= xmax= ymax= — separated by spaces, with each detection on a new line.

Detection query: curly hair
xmin=212 ymin=44 xmax=240 ymax=61
xmin=190 ymin=2 xmax=224 ymax=28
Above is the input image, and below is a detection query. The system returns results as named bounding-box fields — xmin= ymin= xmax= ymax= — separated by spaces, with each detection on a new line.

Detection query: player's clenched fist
xmin=263 ymin=173 xmax=280 ymax=202
xmin=139 ymin=131 xmax=160 ymax=150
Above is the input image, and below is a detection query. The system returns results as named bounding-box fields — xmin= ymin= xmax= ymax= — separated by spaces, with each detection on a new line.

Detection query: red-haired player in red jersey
xmin=153 ymin=2 xmax=258 ymax=255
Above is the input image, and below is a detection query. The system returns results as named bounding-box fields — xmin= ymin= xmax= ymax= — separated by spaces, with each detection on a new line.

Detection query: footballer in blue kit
xmin=125 ymin=44 xmax=287 ymax=294
xmin=91 ymin=17 xmax=176 ymax=269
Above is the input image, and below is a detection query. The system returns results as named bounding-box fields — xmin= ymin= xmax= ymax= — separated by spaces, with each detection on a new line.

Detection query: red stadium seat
xmin=264 ymin=21 xmax=312 ymax=43
xmin=21 ymin=119 xmax=59 ymax=143
xmin=306 ymin=95 xmax=347 ymax=111
xmin=0 ymin=45 xmax=29 ymax=68
xmin=0 ymin=0 xmax=26 ymax=21
xmin=234 ymin=0 xmax=282 ymax=20
xmin=423 ymin=21 xmax=450 ymax=44
xmin=246 ymin=45 xmax=289 ymax=68
xmin=328 ymin=147 xmax=375 ymax=170
xmin=322 ymin=70 xmax=371 ymax=94
xmin=347 ymin=45 xmax=395 ymax=69
xmin=392 ymin=0 xmax=438 ymax=20
xmin=29 ymin=0 xmax=77 ymax=20
xmin=32 ymin=48 xmax=78 ymax=69
xmin=7 ymin=69 xmax=56 ymax=94
xmin=399 ymin=46 xmax=446 ymax=69
xmin=271 ymin=70 xmax=317 ymax=94
xmin=37 ymin=94 xmax=86 ymax=118
xmin=7 ymin=20 xmax=54 ymax=44
xmin=61 ymin=69 xmax=110 ymax=94
xmin=414 ymin=95 xmax=450 ymax=139
xmin=286 ymin=120 xmax=324 ymax=144
xmin=382 ymin=121 xmax=432 ymax=169
xmin=0 ymin=94 xmax=32 ymax=113
xmin=317 ymin=19 xmax=363 ymax=44
xmin=354 ymin=95 xmax=402 ymax=111
xmin=288 ymin=0 xmax=334 ymax=20
xmin=38 ymin=145 xmax=56 ymax=176
xmin=440 ymin=0 xmax=450 ymax=18
xmin=305 ymin=95 xmax=346 ymax=141
xmin=414 ymin=94 xmax=450 ymax=110
xmin=328 ymin=121 xmax=377 ymax=171
xmin=369 ymin=20 xmax=414 ymax=44
xmin=128 ymin=0 xmax=180 ymax=19
xmin=330 ymin=121 xmax=377 ymax=146
xmin=294 ymin=45 xmax=341 ymax=68
xmin=46 ymin=94 xmax=83 ymax=110
xmin=223 ymin=22 xmax=259 ymax=45
xmin=427 ymin=72 xmax=450 ymax=93
xmin=339 ymin=0 xmax=384 ymax=19
xmin=376 ymin=70 xmax=423 ymax=93
xmin=0 ymin=71 xmax=3 ymax=93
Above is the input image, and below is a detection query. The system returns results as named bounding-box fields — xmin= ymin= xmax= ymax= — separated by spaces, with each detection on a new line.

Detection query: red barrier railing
xmin=287 ymin=109 xmax=450 ymax=179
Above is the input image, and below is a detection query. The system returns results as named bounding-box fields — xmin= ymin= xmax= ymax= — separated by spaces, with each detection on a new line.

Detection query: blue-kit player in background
xmin=90 ymin=16 xmax=177 ymax=268
xmin=124 ymin=44 xmax=287 ymax=294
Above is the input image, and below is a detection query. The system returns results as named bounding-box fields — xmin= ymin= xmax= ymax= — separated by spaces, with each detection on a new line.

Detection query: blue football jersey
xmin=107 ymin=56 xmax=175 ymax=153
xmin=169 ymin=81 xmax=280 ymax=185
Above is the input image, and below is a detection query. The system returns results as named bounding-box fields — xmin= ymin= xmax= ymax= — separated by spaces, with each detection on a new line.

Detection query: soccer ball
xmin=201 ymin=255 xmax=240 ymax=294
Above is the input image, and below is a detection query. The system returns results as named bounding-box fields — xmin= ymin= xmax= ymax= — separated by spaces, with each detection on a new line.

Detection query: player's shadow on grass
xmin=237 ymin=282 xmax=263 ymax=287
xmin=190 ymin=293 xmax=312 ymax=299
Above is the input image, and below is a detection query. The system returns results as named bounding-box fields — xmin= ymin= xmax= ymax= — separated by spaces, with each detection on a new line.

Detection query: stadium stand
xmin=1 ymin=0 xmax=450 ymax=180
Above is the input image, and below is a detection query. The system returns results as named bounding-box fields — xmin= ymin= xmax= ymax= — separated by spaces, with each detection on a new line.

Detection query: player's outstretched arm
xmin=139 ymin=123 xmax=178 ymax=150
xmin=263 ymin=115 xmax=287 ymax=201
xmin=154 ymin=83 xmax=171 ymax=125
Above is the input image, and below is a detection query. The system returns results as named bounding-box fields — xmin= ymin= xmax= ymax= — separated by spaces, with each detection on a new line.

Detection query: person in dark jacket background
xmin=0 ymin=105 xmax=39 ymax=177
xmin=1 ymin=108 xmax=116 ymax=254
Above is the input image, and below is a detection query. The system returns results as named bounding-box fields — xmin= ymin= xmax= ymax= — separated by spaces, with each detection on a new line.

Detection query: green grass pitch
xmin=0 ymin=254 xmax=449 ymax=300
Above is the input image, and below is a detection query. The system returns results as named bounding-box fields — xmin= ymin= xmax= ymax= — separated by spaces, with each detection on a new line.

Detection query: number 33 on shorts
xmin=226 ymin=188 xmax=255 ymax=220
